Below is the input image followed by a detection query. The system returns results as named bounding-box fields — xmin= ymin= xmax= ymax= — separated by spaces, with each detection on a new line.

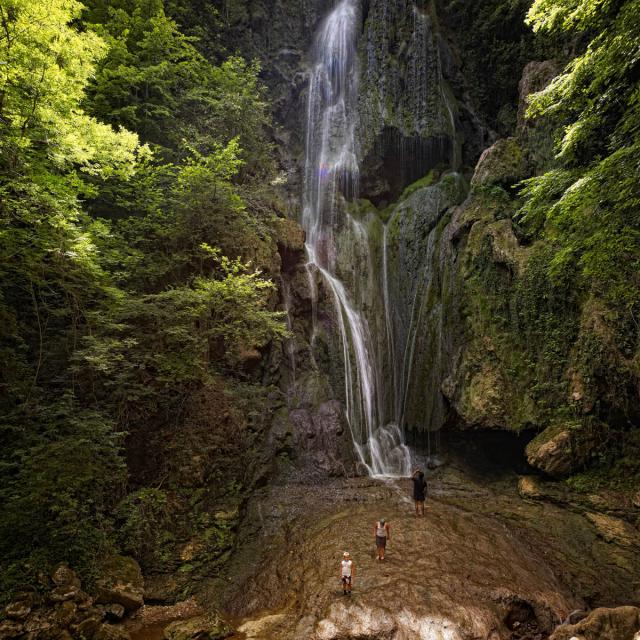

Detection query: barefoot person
xmin=340 ymin=551 xmax=355 ymax=595
xmin=412 ymin=468 xmax=428 ymax=516
xmin=373 ymin=518 xmax=390 ymax=560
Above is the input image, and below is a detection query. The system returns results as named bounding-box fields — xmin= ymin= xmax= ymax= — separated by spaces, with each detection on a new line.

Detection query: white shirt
xmin=341 ymin=559 xmax=352 ymax=577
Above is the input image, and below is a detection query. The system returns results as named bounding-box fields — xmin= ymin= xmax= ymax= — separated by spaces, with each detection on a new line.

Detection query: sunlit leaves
xmin=519 ymin=0 xmax=640 ymax=310
xmin=0 ymin=0 xmax=139 ymax=175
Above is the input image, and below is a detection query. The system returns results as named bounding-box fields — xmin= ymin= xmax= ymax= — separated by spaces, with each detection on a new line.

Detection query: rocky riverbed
xmin=180 ymin=457 xmax=640 ymax=640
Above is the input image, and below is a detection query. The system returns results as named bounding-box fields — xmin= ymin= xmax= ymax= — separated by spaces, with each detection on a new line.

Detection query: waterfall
xmin=303 ymin=0 xmax=412 ymax=477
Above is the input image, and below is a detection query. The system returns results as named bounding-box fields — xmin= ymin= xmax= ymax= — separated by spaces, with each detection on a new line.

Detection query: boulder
xmin=55 ymin=601 xmax=77 ymax=627
xmin=164 ymin=614 xmax=232 ymax=640
xmin=0 ymin=619 xmax=23 ymax=639
xmin=76 ymin=615 xmax=103 ymax=639
xmin=4 ymin=601 xmax=31 ymax=621
xmin=526 ymin=424 xmax=598 ymax=478
xmin=95 ymin=556 xmax=144 ymax=613
xmin=105 ymin=604 xmax=126 ymax=621
xmin=471 ymin=138 xmax=527 ymax=189
xmin=23 ymin=610 xmax=58 ymax=638
xmin=50 ymin=584 xmax=81 ymax=603
xmin=51 ymin=564 xmax=81 ymax=589
xmin=550 ymin=606 xmax=640 ymax=640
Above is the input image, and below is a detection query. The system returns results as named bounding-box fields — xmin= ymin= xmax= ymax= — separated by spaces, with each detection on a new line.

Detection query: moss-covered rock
xmin=526 ymin=419 xmax=607 ymax=479
xmin=95 ymin=556 xmax=144 ymax=613
xmin=471 ymin=137 xmax=527 ymax=189
xmin=526 ymin=424 xmax=575 ymax=478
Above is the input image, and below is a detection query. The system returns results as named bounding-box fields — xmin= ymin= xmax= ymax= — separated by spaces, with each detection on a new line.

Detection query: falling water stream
xmin=303 ymin=0 xmax=412 ymax=477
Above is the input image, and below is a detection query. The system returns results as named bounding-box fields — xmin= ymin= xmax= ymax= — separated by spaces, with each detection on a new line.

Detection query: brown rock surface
xmin=196 ymin=464 xmax=640 ymax=640
xmin=550 ymin=606 xmax=640 ymax=640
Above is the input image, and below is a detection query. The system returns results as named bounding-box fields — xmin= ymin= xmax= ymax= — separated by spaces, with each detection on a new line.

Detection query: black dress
xmin=412 ymin=476 xmax=427 ymax=501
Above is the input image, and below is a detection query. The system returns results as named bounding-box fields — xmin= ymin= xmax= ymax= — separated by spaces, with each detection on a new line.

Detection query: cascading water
xmin=303 ymin=0 xmax=412 ymax=477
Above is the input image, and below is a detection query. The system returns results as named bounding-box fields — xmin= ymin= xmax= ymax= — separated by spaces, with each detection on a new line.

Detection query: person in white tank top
xmin=373 ymin=518 xmax=391 ymax=561
xmin=339 ymin=551 xmax=355 ymax=595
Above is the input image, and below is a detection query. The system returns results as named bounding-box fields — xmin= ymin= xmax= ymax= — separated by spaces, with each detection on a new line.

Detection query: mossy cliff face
xmin=357 ymin=0 xmax=461 ymax=204
xmin=258 ymin=5 xmax=638 ymax=485
xmin=386 ymin=61 xmax=640 ymax=486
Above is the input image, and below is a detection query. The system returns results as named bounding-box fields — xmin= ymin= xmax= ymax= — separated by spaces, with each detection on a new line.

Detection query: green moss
xmin=398 ymin=171 xmax=438 ymax=202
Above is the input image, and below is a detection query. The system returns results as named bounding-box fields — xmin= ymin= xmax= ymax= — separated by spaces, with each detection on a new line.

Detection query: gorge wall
xmin=228 ymin=0 xmax=640 ymax=482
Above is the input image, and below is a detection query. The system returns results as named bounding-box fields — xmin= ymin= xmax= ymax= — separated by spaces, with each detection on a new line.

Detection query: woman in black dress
xmin=412 ymin=469 xmax=427 ymax=516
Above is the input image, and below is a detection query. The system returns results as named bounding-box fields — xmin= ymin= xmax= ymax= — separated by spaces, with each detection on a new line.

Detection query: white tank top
xmin=341 ymin=560 xmax=352 ymax=577
xmin=376 ymin=522 xmax=387 ymax=537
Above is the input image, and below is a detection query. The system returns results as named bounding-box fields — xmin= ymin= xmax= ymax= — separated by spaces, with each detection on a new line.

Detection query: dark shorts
xmin=341 ymin=575 xmax=352 ymax=585
xmin=376 ymin=535 xmax=387 ymax=548
xmin=414 ymin=494 xmax=425 ymax=502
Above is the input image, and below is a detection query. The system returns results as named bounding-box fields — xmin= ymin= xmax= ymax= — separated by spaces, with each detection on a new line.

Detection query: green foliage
xmin=566 ymin=429 xmax=640 ymax=493
xmin=512 ymin=244 xmax=581 ymax=415
xmin=0 ymin=0 xmax=139 ymax=177
xmin=0 ymin=0 xmax=284 ymax=600
xmin=84 ymin=0 xmax=273 ymax=175
xmin=115 ymin=488 xmax=172 ymax=570
xmin=521 ymin=0 xmax=640 ymax=311
xmin=0 ymin=398 xmax=126 ymax=597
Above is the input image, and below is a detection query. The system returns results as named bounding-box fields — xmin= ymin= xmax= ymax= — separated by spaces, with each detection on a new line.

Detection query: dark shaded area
xmin=359 ymin=128 xmax=453 ymax=206
xmin=440 ymin=427 xmax=538 ymax=477
xmin=435 ymin=0 xmax=554 ymax=136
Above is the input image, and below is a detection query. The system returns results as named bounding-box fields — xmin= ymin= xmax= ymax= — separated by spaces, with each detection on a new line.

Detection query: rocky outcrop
xmin=525 ymin=423 xmax=599 ymax=478
xmin=270 ymin=399 xmax=356 ymax=477
xmin=517 ymin=60 xmax=561 ymax=129
xmin=550 ymin=606 xmax=640 ymax=640
xmin=470 ymin=137 xmax=527 ymax=189
xmin=209 ymin=468 xmax=640 ymax=640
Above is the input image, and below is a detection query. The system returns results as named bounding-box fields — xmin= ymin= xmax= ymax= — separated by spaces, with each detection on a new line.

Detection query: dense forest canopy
xmin=0 ymin=0 xmax=639 ymax=610
xmin=0 ymin=0 xmax=286 ymax=596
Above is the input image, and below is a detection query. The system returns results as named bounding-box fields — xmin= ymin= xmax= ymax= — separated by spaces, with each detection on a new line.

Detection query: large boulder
xmin=95 ymin=556 xmax=144 ymax=613
xmin=471 ymin=138 xmax=527 ymax=189
xmin=550 ymin=606 xmax=640 ymax=640
xmin=52 ymin=564 xmax=81 ymax=589
xmin=164 ymin=614 xmax=232 ymax=640
xmin=526 ymin=423 xmax=598 ymax=478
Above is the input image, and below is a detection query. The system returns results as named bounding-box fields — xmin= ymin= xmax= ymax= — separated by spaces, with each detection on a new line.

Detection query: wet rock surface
xmin=188 ymin=461 xmax=640 ymax=640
